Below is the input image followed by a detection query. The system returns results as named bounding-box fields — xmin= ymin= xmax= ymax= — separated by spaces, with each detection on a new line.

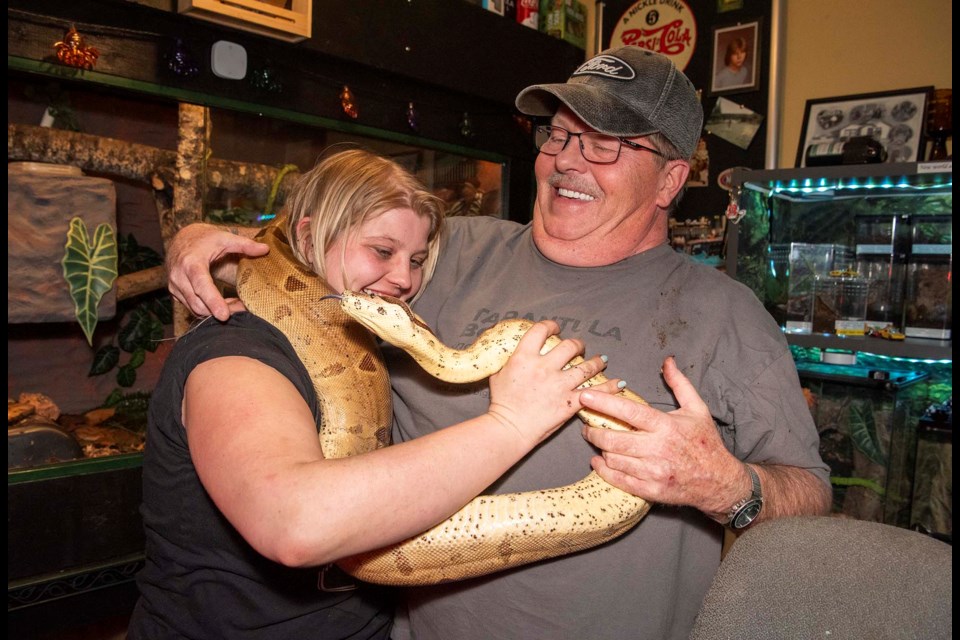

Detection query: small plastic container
xmin=904 ymin=216 xmax=952 ymax=340
xmin=855 ymin=214 xmax=897 ymax=249
xmin=854 ymin=213 xmax=910 ymax=332
xmin=811 ymin=273 xmax=869 ymax=336
xmin=903 ymin=255 xmax=952 ymax=340
xmin=857 ymin=254 xmax=907 ymax=332
xmin=785 ymin=243 xmax=854 ymax=334
xmin=910 ymin=215 xmax=952 ymax=250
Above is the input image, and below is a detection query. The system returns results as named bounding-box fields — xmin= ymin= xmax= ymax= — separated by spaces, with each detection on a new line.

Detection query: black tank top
xmin=127 ymin=312 xmax=394 ymax=639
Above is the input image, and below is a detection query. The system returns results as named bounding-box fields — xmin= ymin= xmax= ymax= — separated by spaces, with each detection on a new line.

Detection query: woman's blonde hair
xmin=284 ymin=148 xmax=444 ymax=300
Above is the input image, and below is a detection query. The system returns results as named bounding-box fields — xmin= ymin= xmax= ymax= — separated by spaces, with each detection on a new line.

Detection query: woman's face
xmin=324 ymin=207 xmax=432 ymax=301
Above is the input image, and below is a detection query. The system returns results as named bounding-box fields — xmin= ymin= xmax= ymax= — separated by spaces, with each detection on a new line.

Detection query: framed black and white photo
xmin=795 ymin=87 xmax=933 ymax=167
xmin=710 ymin=21 xmax=760 ymax=95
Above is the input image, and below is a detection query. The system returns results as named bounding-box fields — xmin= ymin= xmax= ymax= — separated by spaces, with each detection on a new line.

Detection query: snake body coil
xmin=237 ymin=220 xmax=651 ymax=586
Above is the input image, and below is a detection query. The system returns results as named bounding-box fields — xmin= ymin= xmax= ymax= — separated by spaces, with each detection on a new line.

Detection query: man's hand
xmin=166 ymin=223 xmax=267 ymax=321
xmin=579 ymin=356 xmax=748 ymax=520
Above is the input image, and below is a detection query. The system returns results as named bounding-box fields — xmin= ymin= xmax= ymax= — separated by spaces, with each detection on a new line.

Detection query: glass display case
xmin=7 ymin=60 xmax=513 ymax=629
xmin=727 ymin=162 xmax=952 ymax=534
xmin=8 ymin=68 xmax=509 ymax=469
xmin=727 ymin=162 xmax=952 ymax=361
xmin=796 ymin=361 xmax=927 ymax=527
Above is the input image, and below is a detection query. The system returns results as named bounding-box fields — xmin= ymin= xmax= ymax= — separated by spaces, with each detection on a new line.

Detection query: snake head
xmin=339 ymin=290 xmax=431 ymax=347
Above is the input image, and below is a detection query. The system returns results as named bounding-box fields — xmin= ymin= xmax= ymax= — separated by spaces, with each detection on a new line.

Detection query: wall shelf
xmin=732 ymin=162 xmax=953 ymax=201
xmin=786 ymin=333 xmax=951 ymax=362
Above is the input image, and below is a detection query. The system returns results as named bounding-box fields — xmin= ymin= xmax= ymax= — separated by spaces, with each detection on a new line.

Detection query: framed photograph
xmin=795 ymin=87 xmax=933 ymax=167
xmin=717 ymin=0 xmax=743 ymax=13
xmin=705 ymin=97 xmax=764 ymax=150
xmin=178 ymin=0 xmax=311 ymax=43
xmin=710 ymin=21 xmax=760 ymax=95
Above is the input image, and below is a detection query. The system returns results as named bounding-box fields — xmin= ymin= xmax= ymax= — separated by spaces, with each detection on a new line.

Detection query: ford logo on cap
xmin=572 ymin=55 xmax=636 ymax=81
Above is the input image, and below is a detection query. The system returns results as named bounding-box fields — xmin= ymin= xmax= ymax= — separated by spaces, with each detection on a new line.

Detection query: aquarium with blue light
xmin=792 ymin=355 xmax=950 ymax=529
xmin=728 ymin=162 xmax=952 ymax=538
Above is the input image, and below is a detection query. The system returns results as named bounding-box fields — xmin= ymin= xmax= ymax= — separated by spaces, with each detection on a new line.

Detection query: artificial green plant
xmin=61 ymin=216 xmax=118 ymax=346
xmin=88 ymin=234 xmax=171 ymax=388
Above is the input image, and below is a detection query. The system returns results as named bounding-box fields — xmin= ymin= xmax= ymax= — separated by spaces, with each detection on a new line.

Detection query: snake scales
xmin=236 ymin=219 xmax=651 ymax=586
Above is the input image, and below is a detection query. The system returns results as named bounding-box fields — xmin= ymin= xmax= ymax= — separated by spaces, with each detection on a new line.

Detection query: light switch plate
xmin=211 ymin=40 xmax=247 ymax=80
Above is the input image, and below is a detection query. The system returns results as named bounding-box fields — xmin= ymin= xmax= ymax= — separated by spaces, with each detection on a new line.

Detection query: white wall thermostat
xmin=211 ymin=40 xmax=247 ymax=80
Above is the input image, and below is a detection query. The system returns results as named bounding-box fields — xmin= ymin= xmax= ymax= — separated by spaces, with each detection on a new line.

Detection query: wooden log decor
xmin=7 ymin=124 xmax=301 ymax=199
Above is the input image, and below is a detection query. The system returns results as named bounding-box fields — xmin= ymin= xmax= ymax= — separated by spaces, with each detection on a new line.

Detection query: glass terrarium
xmin=904 ymin=215 xmax=952 ymax=340
xmin=730 ymin=165 xmax=952 ymax=534
xmin=910 ymin=397 xmax=952 ymax=539
xmin=855 ymin=213 xmax=910 ymax=332
xmin=8 ymin=63 xmax=513 ymax=626
xmin=728 ymin=166 xmax=952 ymax=341
xmin=797 ymin=360 xmax=928 ymax=527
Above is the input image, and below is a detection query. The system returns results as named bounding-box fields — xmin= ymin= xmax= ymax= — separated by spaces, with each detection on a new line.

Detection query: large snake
xmin=236 ymin=219 xmax=651 ymax=586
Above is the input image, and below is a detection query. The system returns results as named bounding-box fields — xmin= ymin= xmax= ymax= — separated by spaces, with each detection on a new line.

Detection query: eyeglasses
xmin=534 ymin=125 xmax=663 ymax=164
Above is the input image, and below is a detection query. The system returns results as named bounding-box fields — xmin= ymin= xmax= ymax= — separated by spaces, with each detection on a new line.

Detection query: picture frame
xmin=794 ymin=87 xmax=933 ymax=168
xmin=178 ymin=0 xmax=311 ymax=43
xmin=705 ymin=97 xmax=764 ymax=150
xmin=710 ymin=21 xmax=760 ymax=95
xmin=717 ymin=0 xmax=743 ymax=13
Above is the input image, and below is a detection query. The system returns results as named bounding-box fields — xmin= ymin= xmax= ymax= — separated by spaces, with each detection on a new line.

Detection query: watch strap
xmin=726 ymin=464 xmax=763 ymax=530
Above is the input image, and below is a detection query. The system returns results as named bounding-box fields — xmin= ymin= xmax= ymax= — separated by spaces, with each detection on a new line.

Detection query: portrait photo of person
xmin=711 ymin=22 xmax=760 ymax=95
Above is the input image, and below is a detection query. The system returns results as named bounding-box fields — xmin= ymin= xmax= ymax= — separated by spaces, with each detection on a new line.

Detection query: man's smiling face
xmin=532 ymin=106 xmax=684 ymax=266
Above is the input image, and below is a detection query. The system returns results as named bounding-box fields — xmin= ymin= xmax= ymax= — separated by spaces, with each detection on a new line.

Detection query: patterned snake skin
xmin=236 ymin=219 xmax=651 ymax=585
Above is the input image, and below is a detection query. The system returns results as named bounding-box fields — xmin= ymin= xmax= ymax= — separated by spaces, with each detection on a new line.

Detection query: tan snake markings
xmin=236 ymin=220 xmax=651 ymax=586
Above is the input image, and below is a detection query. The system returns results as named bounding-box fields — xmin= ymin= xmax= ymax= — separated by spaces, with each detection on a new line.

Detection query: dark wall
xmin=603 ymin=0 xmax=772 ymax=221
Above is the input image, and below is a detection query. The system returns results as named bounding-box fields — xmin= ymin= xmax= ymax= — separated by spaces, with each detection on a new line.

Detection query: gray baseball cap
xmin=516 ymin=46 xmax=704 ymax=159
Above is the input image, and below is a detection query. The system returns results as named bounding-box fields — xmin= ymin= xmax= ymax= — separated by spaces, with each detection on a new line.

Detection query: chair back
xmin=689 ymin=516 xmax=952 ymax=640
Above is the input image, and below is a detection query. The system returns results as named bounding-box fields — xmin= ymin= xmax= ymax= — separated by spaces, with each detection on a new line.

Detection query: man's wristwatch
xmin=726 ymin=464 xmax=763 ymax=531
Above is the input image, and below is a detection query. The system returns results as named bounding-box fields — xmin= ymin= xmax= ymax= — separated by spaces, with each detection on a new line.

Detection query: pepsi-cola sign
xmin=611 ymin=0 xmax=698 ymax=71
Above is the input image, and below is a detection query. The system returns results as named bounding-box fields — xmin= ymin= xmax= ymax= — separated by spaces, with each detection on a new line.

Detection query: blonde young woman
xmin=127 ymin=149 xmax=611 ymax=639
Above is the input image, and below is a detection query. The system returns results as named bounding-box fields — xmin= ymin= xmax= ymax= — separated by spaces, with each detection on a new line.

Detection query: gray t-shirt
xmin=387 ymin=216 xmax=829 ymax=640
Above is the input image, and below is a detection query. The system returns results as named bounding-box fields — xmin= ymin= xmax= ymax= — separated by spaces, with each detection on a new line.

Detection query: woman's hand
xmin=487 ymin=320 xmax=609 ymax=448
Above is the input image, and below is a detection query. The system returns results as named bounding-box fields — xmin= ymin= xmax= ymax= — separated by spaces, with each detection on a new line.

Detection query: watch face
xmin=732 ymin=500 xmax=762 ymax=530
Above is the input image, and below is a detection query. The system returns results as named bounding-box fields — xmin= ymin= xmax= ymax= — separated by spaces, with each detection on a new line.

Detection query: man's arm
xmin=578 ymin=357 xmax=831 ymax=527
xmin=166 ymin=223 xmax=267 ymax=320
xmin=750 ymin=463 xmax=832 ymax=524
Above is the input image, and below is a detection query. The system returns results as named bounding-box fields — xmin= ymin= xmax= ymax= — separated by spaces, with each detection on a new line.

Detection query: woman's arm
xmin=185 ymin=321 xmax=610 ymax=567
